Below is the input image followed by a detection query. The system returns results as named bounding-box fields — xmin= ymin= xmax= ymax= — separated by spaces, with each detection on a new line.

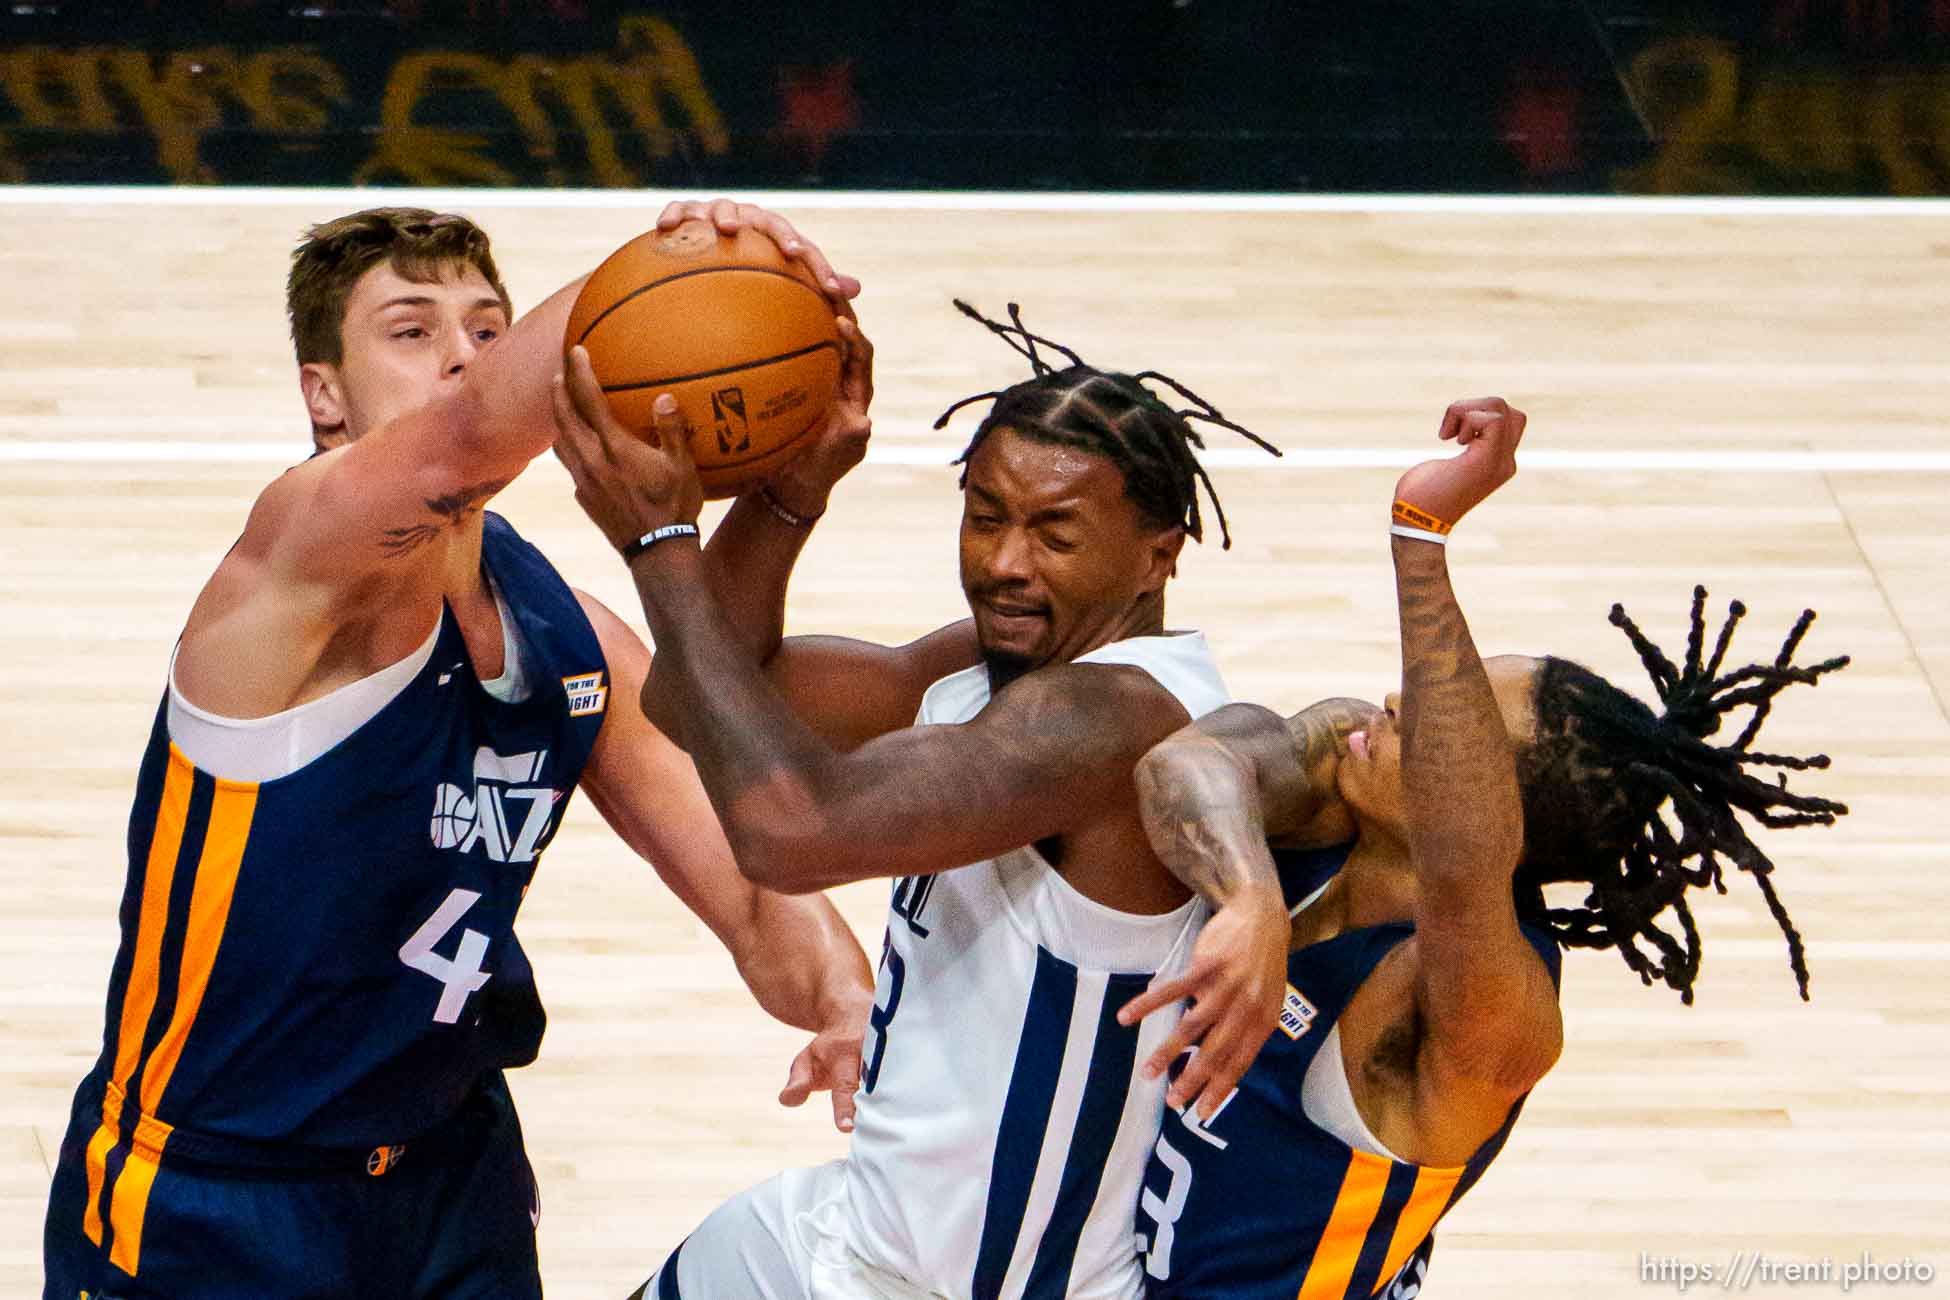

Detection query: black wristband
xmin=619 ymin=522 xmax=700 ymax=562
xmin=758 ymin=484 xmax=821 ymax=529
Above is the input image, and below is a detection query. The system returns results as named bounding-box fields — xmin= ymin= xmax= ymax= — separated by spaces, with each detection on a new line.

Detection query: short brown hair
xmin=286 ymin=208 xmax=513 ymax=365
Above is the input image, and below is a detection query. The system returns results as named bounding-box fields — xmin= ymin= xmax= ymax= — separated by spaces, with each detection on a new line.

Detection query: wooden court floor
xmin=1 ymin=194 xmax=1946 ymax=1298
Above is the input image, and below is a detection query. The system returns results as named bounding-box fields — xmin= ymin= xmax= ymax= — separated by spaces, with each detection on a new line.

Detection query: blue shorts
xmin=43 ymin=1071 xmax=542 ymax=1300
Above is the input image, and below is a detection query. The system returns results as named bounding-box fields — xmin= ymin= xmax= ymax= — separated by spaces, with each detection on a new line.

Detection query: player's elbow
xmin=1442 ymin=1005 xmax=1563 ymax=1098
xmin=719 ymin=785 xmax=853 ymax=895
xmin=636 ymin=671 xmax=691 ymax=753
xmin=728 ymin=835 xmax=840 ymax=895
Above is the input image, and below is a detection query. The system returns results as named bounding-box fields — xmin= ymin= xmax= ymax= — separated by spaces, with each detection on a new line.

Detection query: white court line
xmin=4 ymin=440 xmax=1947 ymax=472
xmin=1 ymin=186 xmax=1948 ymax=217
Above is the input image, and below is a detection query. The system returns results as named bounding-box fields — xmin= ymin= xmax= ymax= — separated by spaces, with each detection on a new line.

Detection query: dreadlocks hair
xmin=1510 ymin=586 xmax=1850 ymax=1005
xmin=932 ymin=301 xmax=1280 ymax=549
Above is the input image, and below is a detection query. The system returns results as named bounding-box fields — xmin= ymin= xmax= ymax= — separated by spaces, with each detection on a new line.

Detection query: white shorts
xmin=636 ymin=1160 xmax=942 ymax=1300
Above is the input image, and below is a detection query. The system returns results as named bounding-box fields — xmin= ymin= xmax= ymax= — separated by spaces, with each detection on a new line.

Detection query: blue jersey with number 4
xmin=1138 ymin=854 xmax=1562 ymax=1300
xmin=71 ymin=512 xmax=607 ymax=1160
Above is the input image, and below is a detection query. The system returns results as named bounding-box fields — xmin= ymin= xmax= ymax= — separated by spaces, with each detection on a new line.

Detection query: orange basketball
xmin=566 ymin=221 xmax=840 ymax=499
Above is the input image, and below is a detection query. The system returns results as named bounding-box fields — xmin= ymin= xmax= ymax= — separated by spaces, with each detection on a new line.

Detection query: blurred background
xmin=5 ymin=0 xmax=1950 ymax=195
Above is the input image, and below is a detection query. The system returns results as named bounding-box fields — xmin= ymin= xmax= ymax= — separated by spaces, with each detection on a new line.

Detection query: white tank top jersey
xmin=841 ymin=632 xmax=1230 ymax=1300
xmin=165 ymin=575 xmax=534 ymax=782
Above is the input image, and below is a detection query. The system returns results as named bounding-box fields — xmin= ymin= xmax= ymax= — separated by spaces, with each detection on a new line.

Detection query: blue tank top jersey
xmin=1272 ymin=842 xmax=1350 ymax=912
xmin=76 ymin=512 xmax=608 ymax=1160
xmin=1138 ymin=844 xmax=1563 ymax=1300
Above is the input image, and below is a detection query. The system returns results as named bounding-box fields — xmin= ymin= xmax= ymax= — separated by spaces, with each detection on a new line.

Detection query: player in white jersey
xmin=552 ymin=300 xmax=1292 ymax=1300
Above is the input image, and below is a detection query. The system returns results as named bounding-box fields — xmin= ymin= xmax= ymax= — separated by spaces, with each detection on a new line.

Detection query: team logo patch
xmin=1278 ymin=984 xmax=1317 ymax=1040
xmin=563 ymin=671 xmax=608 ymax=718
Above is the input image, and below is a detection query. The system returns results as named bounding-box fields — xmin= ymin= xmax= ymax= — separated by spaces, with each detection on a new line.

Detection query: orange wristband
xmin=1392 ymin=499 xmax=1453 ymax=535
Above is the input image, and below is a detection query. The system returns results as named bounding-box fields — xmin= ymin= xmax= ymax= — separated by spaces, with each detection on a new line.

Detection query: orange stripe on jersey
xmin=137 ymin=779 xmax=258 ymax=1117
xmin=106 ymin=1107 xmax=175 ymax=1275
xmin=85 ymin=750 xmax=194 ymax=1245
xmin=1374 ymin=1163 xmax=1463 ymax=1292
xmin=79 ymin=1086 xmax=125 ymax=1246
xmin=1297 ymin=1150 xmax=1395 ymax=1300
xmin=106 ymin=1144 xmax=164 ymax=1277
xmin=111 ymin=749 xmax=195 ymax=1086
xmin=102 ymin=772 xmax=257 ymax=1277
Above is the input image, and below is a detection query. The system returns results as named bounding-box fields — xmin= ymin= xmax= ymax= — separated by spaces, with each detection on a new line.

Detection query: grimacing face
xmin=957 ymin=426 xmax=1183 ymax=682
xmin=1335 ymin=654 xmax=1544 ymax=837
xmin=300 ymin=260 xmax=510 ymax=445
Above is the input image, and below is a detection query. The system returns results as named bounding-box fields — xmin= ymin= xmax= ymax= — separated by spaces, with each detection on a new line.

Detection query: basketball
xmin=565 ymin=221 xmax=841 ymax=498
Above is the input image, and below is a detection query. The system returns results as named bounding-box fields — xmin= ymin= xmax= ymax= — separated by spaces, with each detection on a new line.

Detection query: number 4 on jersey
xmin=399 ymin=887 xmax=492 ymax=1023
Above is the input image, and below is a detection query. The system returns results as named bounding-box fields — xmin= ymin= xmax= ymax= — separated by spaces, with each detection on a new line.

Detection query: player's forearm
xmin=729 ymin=891 xmax=874 ymax=1033
xmin=641 ymin=494 xmax=815 ymax=744
xmin=1392 ymin=537 xmax=1522 ymax=890
xmin=704 ymin=495 xmax=815 ymax=664
xmin=452 ymin=274 xmax=591 ymax=475
xmin=1135 ymin=729 xmax=1285 ymax=914
xmin=628 ymin=538 xmax=856 ymax=887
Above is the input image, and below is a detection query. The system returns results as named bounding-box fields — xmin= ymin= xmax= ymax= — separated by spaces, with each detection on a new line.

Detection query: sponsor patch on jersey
xmin=1278 ymin=984 xmax=1317 ymax=1040
xmin=562 ymin=671 xmax=608 ymax=718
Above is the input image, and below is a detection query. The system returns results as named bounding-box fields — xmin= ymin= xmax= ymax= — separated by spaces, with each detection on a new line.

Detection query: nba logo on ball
xmin=711 ymin=386 xmax=750 ymax=455
xmin=565 ymin=222 xmax=840 ymax=498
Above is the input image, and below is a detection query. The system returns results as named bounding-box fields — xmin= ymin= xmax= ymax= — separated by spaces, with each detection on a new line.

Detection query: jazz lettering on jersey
xmin=890 ymin=872 xmax=938 ymax=938
xmin=429 ymin=746 xmax=561 ymax=865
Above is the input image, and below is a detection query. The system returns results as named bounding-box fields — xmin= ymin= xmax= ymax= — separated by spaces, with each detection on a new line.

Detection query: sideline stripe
xmin=1 ymin=187 xmax=1947 ymax=217
xmin=2 ymin=440 xmax=1946 ymax=473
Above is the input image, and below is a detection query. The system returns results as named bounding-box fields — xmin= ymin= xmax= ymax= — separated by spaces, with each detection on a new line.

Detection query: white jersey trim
xmin=1302 ymin=1022 xmax=1405 ymax=1162
xmin=166 ymin=610 xmax=441 ymax=782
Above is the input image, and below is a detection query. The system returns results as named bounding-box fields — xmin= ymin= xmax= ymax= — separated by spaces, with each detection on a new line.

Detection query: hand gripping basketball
xmin=654 ymin=196 xmax=862 ymax=301
xmin=764 ymin=315 xmax=875 ymax=519
xmin=1392 ymin=397 xmax=1526 ymax=535
xmin=552 ymin=345 xmax=703 ymax=552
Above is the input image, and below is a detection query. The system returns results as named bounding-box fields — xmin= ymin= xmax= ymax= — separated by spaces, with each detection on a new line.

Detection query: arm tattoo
xmin=377 ymin=478 xmax=512 ymax=560
xmin=1136 ymin=732 xmax=1279 ymax=908
xmin=379 ymin=522 xmax=443 ymax=558
xmin=1286 ymin=696 xmax=1383 ymax=783
xmin=426 ymin=479 xmax=511 ymax=520
xmin=1392 ymin=538 xmax=1521 ymax=874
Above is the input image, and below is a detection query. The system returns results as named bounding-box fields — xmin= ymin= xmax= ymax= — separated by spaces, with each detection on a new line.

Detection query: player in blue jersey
xmin=42 ymin=201 xmax=880 ymax=1300
xmin=1121 ymin=398 xmax=1851 ymax=1299
xmin=553 ymin=303 xmax=1302 ymax=1300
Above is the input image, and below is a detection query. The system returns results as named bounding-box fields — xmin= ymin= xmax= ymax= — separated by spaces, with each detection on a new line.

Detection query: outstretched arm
xmin=1392 ymin=398 xmax=1561 ymax=1102
xmin=261 ymin=273 xmax=589 ymax=590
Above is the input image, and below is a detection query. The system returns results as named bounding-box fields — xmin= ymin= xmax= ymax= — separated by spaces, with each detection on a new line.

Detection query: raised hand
xmin=763 ymin=315 xmax=875 ymax=519
xmin=1392 ymin=397 xmax=1526 ymax=534
xmin=550 ymin=345 xmax=702 ymax=552
xmin=655 ymin=197 xmax=862 ymax=303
